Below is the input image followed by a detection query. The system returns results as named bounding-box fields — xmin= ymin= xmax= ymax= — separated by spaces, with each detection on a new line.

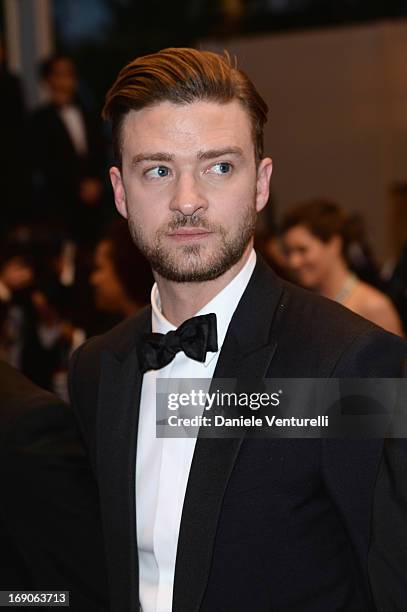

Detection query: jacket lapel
xmin=97 ymin=308 xmax=151 ymax=612
xmin=173 ymin=259 xmax=284 ymax=612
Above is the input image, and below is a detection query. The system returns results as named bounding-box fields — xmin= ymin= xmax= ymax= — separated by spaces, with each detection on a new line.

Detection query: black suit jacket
xmin=69 ymin=258 xmax=407 ymax=611
xmin=28 ymin=102 xmax=105 ymax=236
xmin=0 ymin=360 xmax=109 ymax=611
xmin=368 ymin=354 xmax=407 ymax=612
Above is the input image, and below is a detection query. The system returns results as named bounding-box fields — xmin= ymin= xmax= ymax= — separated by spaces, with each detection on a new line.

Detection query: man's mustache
xmin=166 ymin=212 xmax=212 ymax=231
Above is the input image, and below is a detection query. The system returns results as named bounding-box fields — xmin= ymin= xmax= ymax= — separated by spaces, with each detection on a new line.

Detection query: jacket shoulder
xmin=71 ymin=305 xmax=150 ymax=380
xmin=275 ymin=278 xmax=407 ymax=376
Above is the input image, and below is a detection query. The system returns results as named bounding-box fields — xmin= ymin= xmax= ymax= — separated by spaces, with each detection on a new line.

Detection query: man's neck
xmin=155 ymin=243 xmax=253 ymax=327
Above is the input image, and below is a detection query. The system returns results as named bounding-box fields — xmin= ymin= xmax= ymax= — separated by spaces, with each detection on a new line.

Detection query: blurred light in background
xmin=53 ymin=0 xmax=113 ymax=46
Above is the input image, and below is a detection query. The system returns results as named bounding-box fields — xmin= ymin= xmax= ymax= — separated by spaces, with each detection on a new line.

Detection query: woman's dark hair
xmin=281 ymin=199 xmax=350 ymax=255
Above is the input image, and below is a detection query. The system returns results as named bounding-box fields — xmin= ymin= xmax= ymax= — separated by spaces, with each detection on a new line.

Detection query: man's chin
xmin=153 ymin=261 xmax=225 ymax=283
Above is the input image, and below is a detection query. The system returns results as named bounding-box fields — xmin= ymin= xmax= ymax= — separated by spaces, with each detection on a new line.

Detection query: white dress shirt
xmin=136 ymin=250 xmax=256 ymax=612
xmin=58 ymin=104 xmax=88 ymax=155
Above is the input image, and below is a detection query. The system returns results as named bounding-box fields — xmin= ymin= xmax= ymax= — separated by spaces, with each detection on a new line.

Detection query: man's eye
xmin=210 ymin=162 xmax=232 ymax=175
xmin=146 ymin=166 xmax=170 ymax=178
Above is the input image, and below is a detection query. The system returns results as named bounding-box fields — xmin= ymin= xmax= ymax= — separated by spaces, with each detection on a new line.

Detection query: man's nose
xmin=169 ymin=173 xmax=208 ymax=217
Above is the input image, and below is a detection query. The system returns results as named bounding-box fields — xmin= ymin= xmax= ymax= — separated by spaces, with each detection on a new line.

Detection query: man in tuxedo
xmin=68 ymin=48 xmax=407 ymax=611
xmin=0 ymin=360 xmax=109 ymax=610
xmin=28 ymin=55 xmax=106 ymax=243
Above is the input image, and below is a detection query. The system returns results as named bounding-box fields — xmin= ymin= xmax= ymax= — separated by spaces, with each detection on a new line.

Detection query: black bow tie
xmin=138 ymin=313 xmax=218 ymax=374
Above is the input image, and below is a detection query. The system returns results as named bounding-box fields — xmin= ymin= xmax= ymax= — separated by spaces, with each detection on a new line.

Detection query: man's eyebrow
xmin=131 ymin=152 xmax=174 ymax=165
xmin=197 ymin=147 xmax=243 ymax=160
xmin=130 ymin=147 xmax=243 ymax=166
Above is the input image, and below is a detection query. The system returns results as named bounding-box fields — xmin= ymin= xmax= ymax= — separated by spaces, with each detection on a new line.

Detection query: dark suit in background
xmin=0 ymin=360 xmax=109 ymax=611
xmin=28 ymin=102 xmax=106 ymax=242
xmin=69 ymin=258 xmax=407 ymax=611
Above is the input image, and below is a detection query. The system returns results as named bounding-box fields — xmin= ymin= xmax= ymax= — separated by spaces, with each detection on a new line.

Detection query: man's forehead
xmin=120 ymin=99 xmax=253 ymax=154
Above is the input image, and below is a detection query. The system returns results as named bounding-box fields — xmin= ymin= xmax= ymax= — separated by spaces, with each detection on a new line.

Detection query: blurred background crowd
xmin=1 ymin=0 xmax=407 ymax=401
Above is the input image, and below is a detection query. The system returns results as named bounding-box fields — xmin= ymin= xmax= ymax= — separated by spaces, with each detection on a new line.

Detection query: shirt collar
xmin=150 ymin=249 xmax=256 ymax=367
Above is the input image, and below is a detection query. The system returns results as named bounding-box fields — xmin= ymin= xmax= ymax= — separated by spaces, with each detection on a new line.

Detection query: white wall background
xmin=204 ymin=19 xmax=407 ymax=261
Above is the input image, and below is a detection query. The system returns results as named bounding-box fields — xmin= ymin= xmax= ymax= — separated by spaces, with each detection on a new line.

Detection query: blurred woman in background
xmin=281 ymin=200 xmax=404 ymax=336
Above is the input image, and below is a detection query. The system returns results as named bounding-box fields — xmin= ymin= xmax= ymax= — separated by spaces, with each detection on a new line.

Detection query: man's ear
xmin=109 ymin=166 xmax=127 ymax=219
xmin=256 ymin=157 xmax=273 ymax=213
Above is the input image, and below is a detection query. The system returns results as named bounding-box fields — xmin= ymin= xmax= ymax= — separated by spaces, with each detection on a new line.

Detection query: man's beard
xmin=127 ymin=202 xmax=257 ymax=283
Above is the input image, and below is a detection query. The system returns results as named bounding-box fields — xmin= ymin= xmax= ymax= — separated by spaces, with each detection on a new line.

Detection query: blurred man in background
xmin=28 ymin=54 xmax=107 ymax=244
xmin=0 ymin=359 xmax=108 ymax=611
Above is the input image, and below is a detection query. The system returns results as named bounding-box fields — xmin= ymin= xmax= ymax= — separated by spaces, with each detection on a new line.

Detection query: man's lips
xmin=167 ymin=228 xmax=212 ymax=240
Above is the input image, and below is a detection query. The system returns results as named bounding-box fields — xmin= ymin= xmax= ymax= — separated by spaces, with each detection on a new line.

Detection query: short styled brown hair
xmin=102 ymin=47 xmax=268 ymax=164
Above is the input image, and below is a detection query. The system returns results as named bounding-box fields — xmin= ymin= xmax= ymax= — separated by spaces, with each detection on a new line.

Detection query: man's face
xmin=110 ymin=100 xmax=272 ymax=282
xmin=46 ymin=58 xmax=77 ymax=106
